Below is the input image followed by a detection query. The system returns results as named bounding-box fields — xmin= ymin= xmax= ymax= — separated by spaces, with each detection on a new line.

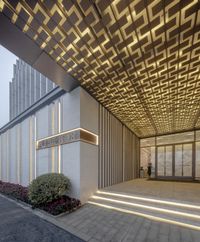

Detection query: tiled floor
xmin=58 ymin=203 xmax=200 ymax=242
xmin=103 ymin=179 xmax=200 ymax=204
xmin=57 ymin=179 xmax=200 ymax=242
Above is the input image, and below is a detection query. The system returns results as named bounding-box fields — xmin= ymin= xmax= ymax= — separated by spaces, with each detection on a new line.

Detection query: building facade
xmin=9 ymin=59 xmax=56 ymax=120
xmin=0 ymin=86 xmax=139 ymax=202
xmin=0 ymin=0 xmax=200 ymax=204
xmin=1 ymin=83 xmax=200 ymax=203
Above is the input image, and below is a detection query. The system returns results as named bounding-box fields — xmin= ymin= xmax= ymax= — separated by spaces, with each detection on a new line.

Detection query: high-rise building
xmin=9 ymin=59 xmax=56 ymax=120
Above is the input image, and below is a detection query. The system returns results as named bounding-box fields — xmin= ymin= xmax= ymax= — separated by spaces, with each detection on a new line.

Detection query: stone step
xmin=88 ymin=191 xmax=200 ymax=230
xmin=92 ymin=190 xmax=200 ymax=215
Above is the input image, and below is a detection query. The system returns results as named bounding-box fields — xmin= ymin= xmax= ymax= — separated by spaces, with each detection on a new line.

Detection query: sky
xmin=0 ymin=45 xmax=17 ymax=128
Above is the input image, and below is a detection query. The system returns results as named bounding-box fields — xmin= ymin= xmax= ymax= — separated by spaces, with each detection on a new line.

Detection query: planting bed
xmin=0 ymin=180 xmax=81 ymax=215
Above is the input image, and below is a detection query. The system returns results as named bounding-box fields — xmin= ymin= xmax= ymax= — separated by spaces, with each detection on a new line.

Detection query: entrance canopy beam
xmin=0 ymin=13 xmax=79 ymax=92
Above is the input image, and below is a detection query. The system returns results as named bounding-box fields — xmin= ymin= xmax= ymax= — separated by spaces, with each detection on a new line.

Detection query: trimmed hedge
xmin=28 ymin=173 xmax=71 ymax=207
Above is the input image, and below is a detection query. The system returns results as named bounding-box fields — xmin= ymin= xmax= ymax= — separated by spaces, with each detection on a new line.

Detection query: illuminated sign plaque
xmin=37 ymin=128 xmax=98 ymax=150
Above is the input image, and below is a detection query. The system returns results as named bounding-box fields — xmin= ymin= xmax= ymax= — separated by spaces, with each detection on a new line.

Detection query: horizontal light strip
xmin=97 ymin=191 xmax=200 ymax=210
xmin=92 ymin=196 xmax=200 ymax=219
xmin=88 ymin=201 xmax=200 ymax=231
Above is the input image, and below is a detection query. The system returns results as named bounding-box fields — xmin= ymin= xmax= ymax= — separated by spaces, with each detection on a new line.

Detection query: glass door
xmin=157 ymin=145 xmax=173 ymax=177
xmin=157 ymin=143 xmax=193 ymax=178
xmin=175 ymin=143 xmax=193 ymax=177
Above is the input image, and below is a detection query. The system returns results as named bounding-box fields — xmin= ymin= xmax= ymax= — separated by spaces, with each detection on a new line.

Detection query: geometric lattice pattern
xmin=1 ymin=0 xmax=200 ymax=137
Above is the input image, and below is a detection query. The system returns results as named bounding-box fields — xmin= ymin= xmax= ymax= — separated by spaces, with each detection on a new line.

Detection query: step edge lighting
xmin=97 ymin=190 xmax=200 ymax=210
xmin=88 ymin=201 xmax=200 ymax=231
xmin=92 ymin=195 xmax=200 ymax=219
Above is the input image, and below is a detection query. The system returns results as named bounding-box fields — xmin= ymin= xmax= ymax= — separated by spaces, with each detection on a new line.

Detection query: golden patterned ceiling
xmin=1 ymin=0 xmax=200 ymax=137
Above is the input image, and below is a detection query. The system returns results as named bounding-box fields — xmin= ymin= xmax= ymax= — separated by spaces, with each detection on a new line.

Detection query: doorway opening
xmin=140 ymin=131 xmax=200 ymax=181
xmin=157 ymin=143 xmax=193 ymax=179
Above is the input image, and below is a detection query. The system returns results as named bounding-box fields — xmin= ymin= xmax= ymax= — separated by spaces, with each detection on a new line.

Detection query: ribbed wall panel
xmin=123 ymin=126 xmax=139 ymax=181
xmin=99 ymin=105 xmax=123 ymax=188
xmin=99 ymin=106 xmax=139 ymax=188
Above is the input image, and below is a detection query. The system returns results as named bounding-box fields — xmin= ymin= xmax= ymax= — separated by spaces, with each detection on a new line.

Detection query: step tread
xmin=92 ymin=192 xmax=200 ymax=214
xmin=97 ymin=190 xmax=200 ymax=206
xmin=88 ymin=199 xmax=200 ymax=227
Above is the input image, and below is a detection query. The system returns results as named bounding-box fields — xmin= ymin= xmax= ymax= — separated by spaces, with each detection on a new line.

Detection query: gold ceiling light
xmin=1 ymin=0 xmax=200 ymax=137
xmin=0 ymin=0 xmax=4 ymax=12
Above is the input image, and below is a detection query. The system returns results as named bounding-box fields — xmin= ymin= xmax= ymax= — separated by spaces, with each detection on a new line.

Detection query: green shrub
xmin=28 ymin=173 xmax=70 ymax=207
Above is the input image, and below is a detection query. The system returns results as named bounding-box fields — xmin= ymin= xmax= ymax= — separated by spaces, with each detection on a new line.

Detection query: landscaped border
xmin=0 ymin=180 xmax=81 ymax=216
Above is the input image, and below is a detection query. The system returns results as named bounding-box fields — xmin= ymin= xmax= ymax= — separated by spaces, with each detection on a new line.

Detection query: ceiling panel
xmin=1 ymin=0 xmax=200 ymax=137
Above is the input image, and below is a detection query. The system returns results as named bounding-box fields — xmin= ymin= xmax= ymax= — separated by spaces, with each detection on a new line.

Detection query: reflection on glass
xmin=157 ymin=132 xmax=194 ymax=145
xmin=157 ymin=146 xmax=165 ymax=176
xmin=196 ymin=131 xmax=200 ymax=141
xmin=141 ymin=131 xmax=196 ymax=179
xmin=175 ymin=144 xmax=193 ymax=177
xmin=183 ymin=144 xmax=192 ymax=177
xmin=175 ymin=145 xmax=182 ymax=176
xmin=140 ymin=147 xmax=155 ymax=178
xmin=150 ymin=147 xmax=156 ymax=178
xmin=140 ymin=138 xmax=155 ymax=147
xmin=196 ymin=142 xmax=200 ymax=178
xmin=166 ymin=146 xmax=173 ymax=176
xmin=157 ymin=146 xmax=172 ymax=176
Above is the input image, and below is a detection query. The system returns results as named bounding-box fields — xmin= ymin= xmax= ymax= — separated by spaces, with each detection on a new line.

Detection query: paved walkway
xmin=1 ymin=180 xmax=200 ymax=242
xmin=56 ymin=179 xmax=200 ymax=242
xmin=0 ymin=196 xmax=83 ymax=242
xmin=57 ymin=203 xmax=200 ymax=242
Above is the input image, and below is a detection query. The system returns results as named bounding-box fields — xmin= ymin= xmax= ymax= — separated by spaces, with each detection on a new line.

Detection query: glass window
xmin=140 ymin=147 xmax=155 ymax=178
xmin=157 ymin=132 xmax=194 ymax=145
xmin=183 ymin=144 xmax=192 ymax=177
xmin=140 ymin=137 xmax=155 ymax=147
xmin=196 ymin=130 xmax=200 ymax=141
xmin=165 ymin=146 xmax=173 ymax=176
xmin=157 ymin=146 xmax=165 ymax=176
xmin=196 ymin=142 xmax=200 ymax=178
xmin=175 ymin=145 xmax=182 ymax=176
xmin=174 ymin=144 xmax=192 ymax=177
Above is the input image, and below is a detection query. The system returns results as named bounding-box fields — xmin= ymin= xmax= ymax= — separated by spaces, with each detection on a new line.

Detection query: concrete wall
xmin=79 ymin=88 xmax=99 ymax=201
xmin=0 ymin=87 xmax=99 ymax=203
xmin=0 ymin=86 xmax=139 ymax=202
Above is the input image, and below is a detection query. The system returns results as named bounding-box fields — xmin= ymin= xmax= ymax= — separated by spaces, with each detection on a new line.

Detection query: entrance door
xmin=157 ymin=145 xmax=173 ymax=177
xmin=175 ymin=143 xmax=193 ymax=177
xmin=157 ymin=143 xmax=193 ymax=178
